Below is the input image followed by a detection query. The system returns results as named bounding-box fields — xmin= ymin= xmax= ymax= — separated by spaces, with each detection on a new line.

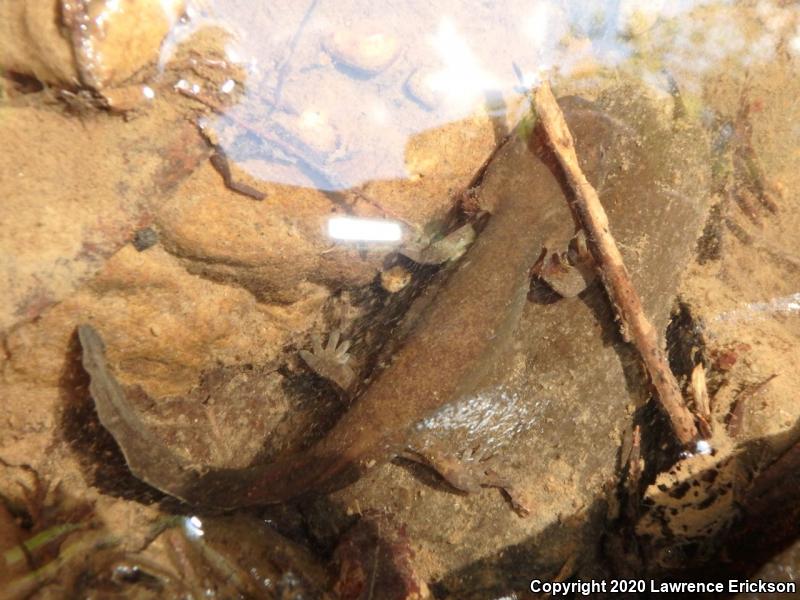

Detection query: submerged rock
xmin=0 ymin=0 xmax=184 ymax=88
xmin=323 ymin=30 xmax=400 ymax=76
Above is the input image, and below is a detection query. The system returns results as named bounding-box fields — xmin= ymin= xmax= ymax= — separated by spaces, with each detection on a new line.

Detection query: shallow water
xmin=158 ymin=0 xmax=798 ymax=188
xmin=2 ymin=0 xmax=800 ymax=597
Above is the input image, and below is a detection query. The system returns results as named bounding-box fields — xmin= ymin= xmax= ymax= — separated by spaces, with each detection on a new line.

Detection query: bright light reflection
xmin=94 ymin=0 xmax=122 ymax=29
xmin=299 ymin=110 xmax=325 ymax=128
xmin=427 ymin=19 xmax=500 ymax=113
xmin=522 ymin=1 xmax=558 ymax=50
xmin=713 ymin=292 xmax=800 ymax=323
xmin=182 ymin=515 xmax=204 ymax=539
xmin=695 ymin=440 xmax=712 ymax=455
xmin=328 ymin=217 xmax=402 ymax=242
xmin=369 ymin=101 xmax=390 ymax=125
xmin=791 ymin=34 xmax=800 ymax=56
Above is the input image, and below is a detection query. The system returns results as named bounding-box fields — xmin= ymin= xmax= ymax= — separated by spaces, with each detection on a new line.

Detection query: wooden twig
xmin=626 ymin=425 xmax=642 ymax=489
xmin=624 ymin=425 xmax=643 ymax=519
xmin=690 ymin=363 xmax=713 ymax=438
xmin=208 ymin=146 xmax=266 ymax=200
xmin=532 ymin=81 xmax=698 ymax=445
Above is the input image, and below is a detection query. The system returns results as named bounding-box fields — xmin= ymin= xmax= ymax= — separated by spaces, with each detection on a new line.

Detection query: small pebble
xmin=101 ymin=84 xmax=154 ymax=113
xmin=323 ymin=31 xmax=399 ymax=75
xmin=541 ymin=261 xmax=591 ymax=298
xmin=405 ymin=68 xmax=439 ymax=110
xmin=272 ymin=109 xmax=340 ymax=162
xmin=380 ymin=265 xmax=412 ymax=293
xmin=132 ymin=227 xmax=158 ymax=251
xmin=298 ymin=110 xmax=339 ymax=158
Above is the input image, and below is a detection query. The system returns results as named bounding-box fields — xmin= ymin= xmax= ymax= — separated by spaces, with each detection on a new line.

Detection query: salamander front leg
xmin=299 ymin=330 xmax=356 ymax=391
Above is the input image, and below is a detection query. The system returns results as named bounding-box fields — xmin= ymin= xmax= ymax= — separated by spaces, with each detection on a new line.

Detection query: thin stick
xmin=532 ymin=81 xmax=698 ymax=445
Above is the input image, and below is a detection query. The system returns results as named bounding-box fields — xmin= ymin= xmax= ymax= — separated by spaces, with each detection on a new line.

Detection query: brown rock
xmin=0 ymin=100 xmax=206 ymax=333
xmin=0 ymin=0 xmax=76 ymax=85
xmin=155 ymin=161 xmax=339 ymax=303
xmin=333 ymin=513 xmax=430 ymax=600
xmin=0 ymin=0 xmax=184 ymax=88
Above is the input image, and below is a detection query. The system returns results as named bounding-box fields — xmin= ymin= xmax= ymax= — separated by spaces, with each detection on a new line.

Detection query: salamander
xmin=79 ymin=96 xmax=629 ymax=507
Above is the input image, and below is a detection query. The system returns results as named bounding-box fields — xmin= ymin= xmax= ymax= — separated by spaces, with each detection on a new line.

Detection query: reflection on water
xmin=712 ymin=291 xmax=800 ymax=323
xmin=158 ymin=0 xmax=800 ymax=192
xmin=327 ymin=215 xmax=403 ymax=241
xmin=182 ymin=515 xmax=205 ymax=539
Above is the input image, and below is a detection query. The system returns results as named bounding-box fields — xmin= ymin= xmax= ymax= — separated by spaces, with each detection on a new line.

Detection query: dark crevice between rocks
xmin=665 ymin=300 xmax=735 ymax=437
xmin=348 ymin=259 xmax=442 ymax=385
xmin=273 ymin=364 xmax=349 ymax=456
xmin=4 ymin=71 xmax=45 ymax=94
xmin=666 ymin=301 xmax=707 ymax=383
xmin=59 ymin=328 xmax=165 ymax=506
